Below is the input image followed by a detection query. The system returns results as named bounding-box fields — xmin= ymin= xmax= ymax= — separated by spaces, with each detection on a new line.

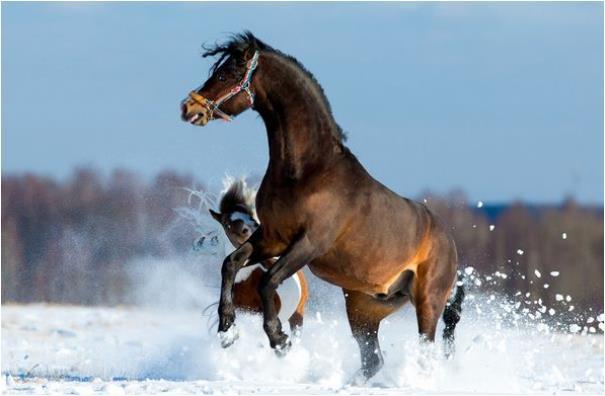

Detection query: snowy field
xmin=1 ymin=232 xmax=603 ymax=396
xmin=2 ymin=281 xmax=603 ymax=395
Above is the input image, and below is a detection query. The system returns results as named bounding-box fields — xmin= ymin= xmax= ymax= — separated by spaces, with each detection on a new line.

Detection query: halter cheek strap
xmin=188 ymin=51 xmax=260 ymax=122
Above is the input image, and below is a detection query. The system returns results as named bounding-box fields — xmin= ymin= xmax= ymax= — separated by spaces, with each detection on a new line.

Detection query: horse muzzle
xmin=181 ymin=102 xmax=210 ymax=126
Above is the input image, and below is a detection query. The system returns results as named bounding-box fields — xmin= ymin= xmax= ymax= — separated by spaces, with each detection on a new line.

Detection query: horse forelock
xmin=202 ymin=31 xmax=270 ymax=74
xmin=219 ymin=177 xmax=257 ymax=219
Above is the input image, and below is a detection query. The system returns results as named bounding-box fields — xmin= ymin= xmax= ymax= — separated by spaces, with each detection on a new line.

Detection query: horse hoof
xmin=443 ymin=339 xmax=456 ymax=359
xmin=218 ymin=310 xmax=235 ymax=333
xmin=291 ymin=327 xmax=302 ymax=343
xmin=218 ymin=325 xmax=239 ymax=348
xmin=348 ymin=369 xmax=369 ymax=386
xmin=273 ymin=339 xmax=292 ymax=357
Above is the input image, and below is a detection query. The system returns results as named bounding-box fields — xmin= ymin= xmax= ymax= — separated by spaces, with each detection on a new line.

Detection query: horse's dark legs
xmin=258 ymin=234 xmax=316 ymax=353
xmin=218 ymin=241 xmax=254 ymax=339
xmin=442 ymin=276 xmax=464 ymax=357
xmin=218 ymin=228 xmax=271 ymax=345
xmin=343 ymin=289 xmax=405 ymax=383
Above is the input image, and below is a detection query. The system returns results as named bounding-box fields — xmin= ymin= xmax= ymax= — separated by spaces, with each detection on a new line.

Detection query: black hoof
xmin=218 ymin=309 xmax=235 ymax=333
xmin=443 ymin=338 xmax=455 ymax=359
xmin=218 ymin=325 xmax=239 ymax=348
xmin=271 ymin=333 xmax=291 ymax=357
xmin=274 ymin=340 xmax=292 ymax=357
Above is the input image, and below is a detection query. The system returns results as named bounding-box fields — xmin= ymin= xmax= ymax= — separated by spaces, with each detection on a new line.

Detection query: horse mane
xmin=202 ymin=31 xmax=347 ymax=143
xmin=218 ymin=177 xmax=256 ymax=218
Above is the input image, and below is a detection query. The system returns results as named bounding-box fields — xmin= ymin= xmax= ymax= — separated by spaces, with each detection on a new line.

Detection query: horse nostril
xmin=181 ymin=104 xmax=189 ymax=120
xmin=242 ymin=228 xmax=249 ymax=235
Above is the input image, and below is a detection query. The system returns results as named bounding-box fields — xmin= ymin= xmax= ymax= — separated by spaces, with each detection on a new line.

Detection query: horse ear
xmin=242 ymin=46 xmax=257 ymax=63
xmin=208 ymin=209 xmax=222 ymax=222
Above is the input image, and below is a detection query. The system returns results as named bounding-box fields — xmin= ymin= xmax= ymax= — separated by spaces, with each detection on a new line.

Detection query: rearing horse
xmin=181 ymin=32 xmax=464 ymax=382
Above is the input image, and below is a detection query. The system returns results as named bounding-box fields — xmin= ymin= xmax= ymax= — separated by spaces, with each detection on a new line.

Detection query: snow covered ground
xmin=2 ymin=296 xmax=603 ymax=394
xmin=2 ymin=252 xmax=604 ymax=395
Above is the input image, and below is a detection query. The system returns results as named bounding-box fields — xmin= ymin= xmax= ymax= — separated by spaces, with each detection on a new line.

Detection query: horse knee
xmin=222 ymin=243 xmax=253 ymax=274
xmin=221 ymin=257 xmax=236 ymax=276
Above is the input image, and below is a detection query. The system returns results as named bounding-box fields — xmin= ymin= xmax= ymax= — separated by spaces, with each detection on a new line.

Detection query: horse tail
xmin=442 ymin=272 xmax=465 ymax=358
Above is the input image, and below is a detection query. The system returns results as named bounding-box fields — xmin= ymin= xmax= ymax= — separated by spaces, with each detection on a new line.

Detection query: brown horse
xmin=208 ymin=179 xmax=308 ymax=335
xmin=181 ymin=32 xmax=464 ymax=382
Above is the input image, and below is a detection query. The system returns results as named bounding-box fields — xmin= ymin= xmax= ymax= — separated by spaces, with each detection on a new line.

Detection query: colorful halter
xmin=188 ymin=51 xmax=260 ymax=122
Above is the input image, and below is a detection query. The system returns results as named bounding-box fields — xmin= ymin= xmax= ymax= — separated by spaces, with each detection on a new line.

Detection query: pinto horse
xmin=181 ymin=32 xmax=464 ymax=381
xmin=208 ymin=179 xmax=307 ymax=335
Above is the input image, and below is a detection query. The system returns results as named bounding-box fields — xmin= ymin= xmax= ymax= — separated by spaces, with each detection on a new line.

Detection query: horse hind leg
xmin=413 ymin=236 xmax=459 ymax=346
xmin=343 ymin=288 xmax=407 ymax=384
xmin=442 ymin=274 xmax=465 ymax=358
xmin=288 ymin=272 xmax=308 ymax=338
xmin=288 ymin=312 xmax=303 ymax=338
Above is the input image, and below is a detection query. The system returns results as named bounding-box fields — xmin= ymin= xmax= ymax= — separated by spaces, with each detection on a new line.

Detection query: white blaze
xmin=230 ymin=211 xmax=256 ymax=227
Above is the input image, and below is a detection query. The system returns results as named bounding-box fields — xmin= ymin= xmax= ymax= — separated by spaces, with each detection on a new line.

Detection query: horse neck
xmin=253 ymin=53 xmax=342 ymax=179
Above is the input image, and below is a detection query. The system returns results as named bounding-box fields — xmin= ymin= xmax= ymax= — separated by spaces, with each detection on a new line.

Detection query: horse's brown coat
xmin=181 ymin=33 xmax=463 ymax=381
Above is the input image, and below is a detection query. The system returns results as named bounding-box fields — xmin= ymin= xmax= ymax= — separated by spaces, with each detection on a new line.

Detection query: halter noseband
xmin=188 ymin=51 xmax=260 ymax=122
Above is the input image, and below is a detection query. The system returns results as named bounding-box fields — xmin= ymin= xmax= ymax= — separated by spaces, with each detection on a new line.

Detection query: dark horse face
xmin=181 ymin=47 xmax=258 ymax=127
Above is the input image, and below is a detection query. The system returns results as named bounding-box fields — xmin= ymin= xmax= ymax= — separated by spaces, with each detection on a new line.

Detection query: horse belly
xmin=308 ymin=247 xmax=422 ymax=295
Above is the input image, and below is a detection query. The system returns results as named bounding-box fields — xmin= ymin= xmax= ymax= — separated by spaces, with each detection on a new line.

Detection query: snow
xmin=2 ymin=299 xmax=603 ymax=394
xmin=2 ymin=252 xmax=603 ymax=394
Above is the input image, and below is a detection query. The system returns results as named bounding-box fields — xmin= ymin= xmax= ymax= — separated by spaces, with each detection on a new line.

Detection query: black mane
xmin=218 ymin=179 xmax=255 ymax=217
xmin=202 ymin=31 xmax=347 ymax=142
xmin=203 ymin=31 xmax=269 ymax=74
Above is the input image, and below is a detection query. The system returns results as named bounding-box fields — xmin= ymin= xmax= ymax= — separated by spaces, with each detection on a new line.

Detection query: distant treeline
xmin=2 ymin=169 xmax=603 ymax=312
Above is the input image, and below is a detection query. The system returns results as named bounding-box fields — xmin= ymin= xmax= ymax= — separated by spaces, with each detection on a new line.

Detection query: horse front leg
xmin=217 ymin=241 xmax=254 ymax=346
xmin=218 ymin=227 xmax=272 ymax=346
xmin=258 ymin=234 xmax=317 ymax=355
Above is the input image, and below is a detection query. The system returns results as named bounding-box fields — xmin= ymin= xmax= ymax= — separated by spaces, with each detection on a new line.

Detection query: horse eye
xmin=217 ymin=74 xmax=226 ymax=82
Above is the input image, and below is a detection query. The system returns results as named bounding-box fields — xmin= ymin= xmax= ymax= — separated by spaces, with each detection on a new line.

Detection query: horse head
xmin=181 ymin=32 xmax=264 ymax=126
xmin=208 ymin=178 xmax=258 ymax=247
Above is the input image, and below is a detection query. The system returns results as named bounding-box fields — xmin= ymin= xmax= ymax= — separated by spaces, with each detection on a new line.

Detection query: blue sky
xmin=2 ymin=2 xmax=603 ymax=203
